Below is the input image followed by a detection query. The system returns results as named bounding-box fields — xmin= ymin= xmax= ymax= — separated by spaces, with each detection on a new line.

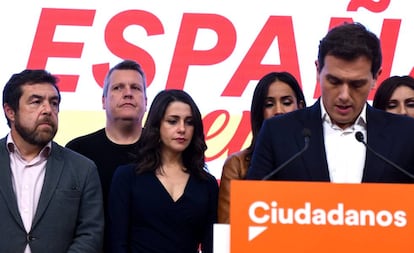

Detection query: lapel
xmin=0 ymin=137 xmax=26 ymax=229
xmin=362 ymin=105 xmax=390 ymax=182
xmin=299 ymin=100 xmax=330 ymax=181
xmin=31 ymin=142 xmax=64 ymax=229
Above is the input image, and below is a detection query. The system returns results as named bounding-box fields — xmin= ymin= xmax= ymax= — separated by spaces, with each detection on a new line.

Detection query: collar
xmin=6 ymin=133 xmax=52 ymax=158
xmin=320 ymin=101 xmax=367 ymax=130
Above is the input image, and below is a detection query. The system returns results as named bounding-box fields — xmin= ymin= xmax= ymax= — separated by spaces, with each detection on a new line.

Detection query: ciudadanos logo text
xmin=247 ymin=201 xmax=407 ymax=241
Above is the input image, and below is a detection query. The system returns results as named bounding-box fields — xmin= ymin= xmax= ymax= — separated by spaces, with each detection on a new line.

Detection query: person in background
xmin=217 ymin=71 xmax=306 ymax=223
xmin=0 ymin=69 xmax=103 ymax=253
xmin=372 ymin=75 xmax=414 ymax=118
xmin=108 ymin=89 xmax=218 ymax=253
xmin=65 ymin=59 xmax=146 ymax=252
xmin=247 ymin=22 xmax=414 ymax=183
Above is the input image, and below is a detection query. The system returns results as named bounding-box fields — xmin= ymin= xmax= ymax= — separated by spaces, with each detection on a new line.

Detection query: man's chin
xmin=35 ymin=131 xmax=56 ymax=143
xmin=118 ymin=117 xmax=138 ymax=122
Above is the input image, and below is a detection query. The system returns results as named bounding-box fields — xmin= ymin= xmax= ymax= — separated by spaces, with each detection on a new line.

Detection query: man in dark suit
xmin=247 ymin=22 xmax=414 ymax=183
xmin=0 ymin=69 xmax=104 ymax=253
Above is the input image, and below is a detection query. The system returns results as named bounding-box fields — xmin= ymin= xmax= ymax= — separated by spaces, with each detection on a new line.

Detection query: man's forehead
xmin=22 ymin=82 xmax=59 ymax=96
xmin=322 ymin=57 xmax=373 ymax=78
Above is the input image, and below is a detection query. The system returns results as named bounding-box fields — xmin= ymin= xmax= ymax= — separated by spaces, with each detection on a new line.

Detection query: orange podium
xmin=230 ymin=180 xmax=414 ymax=253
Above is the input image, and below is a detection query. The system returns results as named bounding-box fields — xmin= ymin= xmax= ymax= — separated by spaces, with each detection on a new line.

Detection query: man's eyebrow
xmin=28 ymin=94 xmax=43 ymax=99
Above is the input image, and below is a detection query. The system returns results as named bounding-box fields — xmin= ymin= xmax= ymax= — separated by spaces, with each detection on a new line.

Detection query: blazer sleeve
xmin=218 ymin=151 xmax=247 ymax=223
xmin=246 ymin=120 xmax=276 ymax=180
xmin=108 ymin=165 xmax=134 ymax=253
xmin=201 ymin=175 xmax=219 ymax=253
xmin=67 ymin=161 xmax=104 ymax=253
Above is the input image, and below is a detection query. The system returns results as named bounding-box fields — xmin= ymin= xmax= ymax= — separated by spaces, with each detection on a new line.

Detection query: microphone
xmin=355 ymin=131 xmax=414 ymax=180
xmin=262 ymin=128 xmax=311 ymax=180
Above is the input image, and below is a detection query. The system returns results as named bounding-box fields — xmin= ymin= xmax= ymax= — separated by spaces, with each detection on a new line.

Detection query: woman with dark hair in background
xmin=373 ymin=75 xmax=414 ymax=118
xmin=109 ymin=89 xmax=218 ymax=253
xmin=217 ymin=71 xmax=306 ymax=223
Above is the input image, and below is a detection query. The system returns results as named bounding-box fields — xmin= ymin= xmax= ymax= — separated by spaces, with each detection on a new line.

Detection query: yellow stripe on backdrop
xmin=55 ymin=110 xmax=105 ymax=146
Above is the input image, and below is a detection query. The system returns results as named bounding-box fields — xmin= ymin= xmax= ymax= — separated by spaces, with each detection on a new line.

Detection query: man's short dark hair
xmin=3 ymin=69 xmax=60 ymax=127
xmin=317 ymin=22 xmax=382 ymax=78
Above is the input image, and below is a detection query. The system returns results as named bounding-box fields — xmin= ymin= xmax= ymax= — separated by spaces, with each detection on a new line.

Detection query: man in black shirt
xmin=66 ymin=59 xmax=147 ymax=252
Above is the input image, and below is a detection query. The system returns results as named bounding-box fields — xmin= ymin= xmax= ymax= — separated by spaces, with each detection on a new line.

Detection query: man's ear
xmin=315 ymin=60 xmax=321 ymax=82
xmin=3 ymin=103 xmax=15 ymax=123
xmin=102 ymin=96 xmax=106 ymax=110
xmin=372 ymin=67 xmax=383 ymax=89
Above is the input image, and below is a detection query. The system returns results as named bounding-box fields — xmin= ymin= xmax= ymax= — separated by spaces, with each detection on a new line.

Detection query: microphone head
xmin=355 ymin=131 xmax=364 ymax=143
xmin=302 ymin=128 xmax=311 ymax=145
xmin=302 ymin=128 xmax=311 ymax=138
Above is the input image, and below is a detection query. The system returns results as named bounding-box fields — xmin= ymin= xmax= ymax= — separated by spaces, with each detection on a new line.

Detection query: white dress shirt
xmin=7 ymin=134 xmax=51 ymax=253
xmin=321 ymin=103 xmax=367 ymax=183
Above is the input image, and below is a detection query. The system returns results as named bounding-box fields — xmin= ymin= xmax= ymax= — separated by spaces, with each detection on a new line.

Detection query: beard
xmin=14 ymin=115 xmax=57 ymax=147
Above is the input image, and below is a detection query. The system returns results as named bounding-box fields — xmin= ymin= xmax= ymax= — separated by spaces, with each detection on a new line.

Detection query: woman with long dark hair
xmin=218 ymin=71 xmax=306 ymax=223
xmin=109 ymin=89 xmax=218 ymax=253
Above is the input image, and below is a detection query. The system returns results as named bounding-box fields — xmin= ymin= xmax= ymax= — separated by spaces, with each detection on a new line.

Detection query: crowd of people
xmin=1 ymin=21 xmax=414 ymax=253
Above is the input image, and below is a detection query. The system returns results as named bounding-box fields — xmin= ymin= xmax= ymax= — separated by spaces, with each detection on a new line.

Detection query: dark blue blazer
xmin=246 ymin=99 xmax=414 ymax=183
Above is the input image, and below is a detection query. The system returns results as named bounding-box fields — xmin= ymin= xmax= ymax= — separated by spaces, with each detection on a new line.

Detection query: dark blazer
xmin=0 ymin=137 xmax=104 ymax=253
xmin=247 ymin=99 xmax=414 ymax=183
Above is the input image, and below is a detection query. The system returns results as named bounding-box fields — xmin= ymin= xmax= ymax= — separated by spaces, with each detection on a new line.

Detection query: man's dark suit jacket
xmin=0 ymin=137 xmax=104 ymax=253
xmin=246 ymin=99 xmax=414 ymax=183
